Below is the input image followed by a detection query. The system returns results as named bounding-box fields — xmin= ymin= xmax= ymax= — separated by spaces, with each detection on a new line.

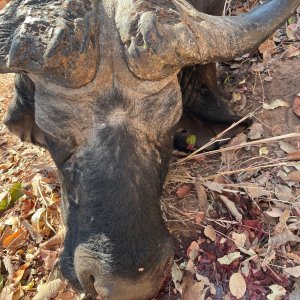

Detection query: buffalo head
xmin=1 ymin=0 xmax=299 ymax=299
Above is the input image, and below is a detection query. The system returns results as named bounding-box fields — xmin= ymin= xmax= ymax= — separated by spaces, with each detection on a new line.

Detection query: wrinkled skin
xmin=2 ymin=0 xmax=300 ymax=299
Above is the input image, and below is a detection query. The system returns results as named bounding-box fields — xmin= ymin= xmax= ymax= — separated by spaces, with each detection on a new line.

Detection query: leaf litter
xmin=0 ymin=1 xmax=300 ymax=300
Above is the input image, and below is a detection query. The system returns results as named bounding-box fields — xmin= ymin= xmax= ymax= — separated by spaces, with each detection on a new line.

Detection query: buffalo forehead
xmin=32 ymin=76 xmax=182 ymax=142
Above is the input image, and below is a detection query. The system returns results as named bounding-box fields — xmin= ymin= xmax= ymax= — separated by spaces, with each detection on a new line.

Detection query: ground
xmin=0 ymin=2 xmax=300 ymax=300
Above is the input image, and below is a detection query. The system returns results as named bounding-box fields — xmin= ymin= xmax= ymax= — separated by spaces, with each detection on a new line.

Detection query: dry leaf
xmin=55 ymin=291 xmax=77 ymax=300
xmin=290 ymin=279 xmax=300 ymax=300
xmin=232 ymin=232 xmax=247 ymax=248
xmin=262 ymin=249 xmax=276 ymax=267
xmin=217 ymin=252 xmax=241 ymax=265
xmin=267 ymin=284 xmax=286 ymax=300
xmin=194 ymin=182 xmax=207 ymax=212
xmin=172 ymin=262 xmax=183 ymax=294
xmin=176 ymin=185 xmax=192 ymax=198
xmin=203 ymin=181 xmax=224 ymax=193
xmin=182 ymin=275 xmax=206 ymax=300
xmin=0 ymin=284 xmax=14 ymax=300
xmin=40 ymin=250 xmax=58 ymax=271
xmin=220 ymin=195 xmax=242 ymax=222
xmin=269 ymin=229 xmax=300 ymax=247
xmin=284 ymin=266 xmax=300 ymax=278
xmin=288 ymin=151 xmax=300 ymax=161
xmin=285 ymin=45 xmax=300 ymax=58
xmin=286 ymin=252 xmax=300 ymax=264
xmin=11 ymin=262 xmax=30 ymax=285
xmin=204 ymin=225 xmax=216 ymax=242
xmin=33 ymin=279 xmax=66 ymax=300
xmin=221 ymin=133 xmax=247 ymax=164
xmin=279 ymin=141 xmax=297 ymax=154
xmin=265 ymin=207 xmax=284 ymax=218
xmin=273 ymin=209 xmax=290 ymax=234
xmin=263 ymin=100 xmax=290 ymax=110
xmin=293 ymin=95 xmax=300 ymax=116
xmin=247 ymin=186 xmax=270 ymax=198
xmin=195 ymin=212 xmax=205 ymax=224
xmin=275 ymin=185 xmax=294 ymax=202
xmin=241 ymin=261 xmax=250 ymax=277
xmin=229 ymin=273 xmax=246 ymax=299
xmin=248 ymin=123 xmax=264 ymax=140
xmin=3 ymin=229 xmax=27 ymax=252
xmin=187 ymin=241 xmax=199 ymax=261
xmin=287 ymin=171 xmax=300 ymax=182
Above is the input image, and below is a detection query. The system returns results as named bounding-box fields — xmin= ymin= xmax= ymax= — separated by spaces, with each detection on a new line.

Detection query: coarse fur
xmin=2 ymin=0 xmax=300 ymax=299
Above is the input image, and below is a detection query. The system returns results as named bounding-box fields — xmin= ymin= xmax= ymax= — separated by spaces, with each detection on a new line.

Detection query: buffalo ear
xmin=0 ymin=0 xmax=99 ymax=87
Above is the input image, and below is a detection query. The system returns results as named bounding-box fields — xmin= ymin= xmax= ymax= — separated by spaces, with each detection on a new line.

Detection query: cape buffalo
xmin=1 ymin=0 xmax=299 ymax=299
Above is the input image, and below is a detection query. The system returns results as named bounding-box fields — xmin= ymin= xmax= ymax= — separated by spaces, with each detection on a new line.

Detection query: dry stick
xmin=200 ymin=161 xmax=299 ymax=181
xmin=176 ymin=108 xmax=260 ymax=164
xmin=196 ymin=132 xmax=300 ymax=158
xmin=168 ymin=160 xmax=299 ymax=183
xmin=36 ymin=181 xmax=57 ymax=234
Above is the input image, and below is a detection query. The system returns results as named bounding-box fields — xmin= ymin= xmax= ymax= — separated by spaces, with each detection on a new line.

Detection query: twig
xmin=36 ymin=181 xmax=57 ymax=234
xmin=196 ymin=132 xmax=300 ymax=158
xmin=200 ymin=162 xmax=300 ymax=181
xmin=176 ymin=108 xmax=260 ymax=164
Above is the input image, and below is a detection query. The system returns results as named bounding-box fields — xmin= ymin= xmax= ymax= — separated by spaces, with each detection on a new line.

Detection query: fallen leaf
xmin=186 ymin=135 xmax=197 ymax=147
xmin=229 ymin=273 xmax=246 ymax=299
xmin=267 ymin=284 xmax=286 ymax=300
xmin=176 ymin=185 xmax=192 ymax=198
xmin=287 ymin=171 xmax=300 ymax=182
xmin=284 ymin=266 xmax=300 ymax=278
xmin=220 ymin=195 xmax=242 ymax=222
xmin=195 ymin=212 xmax=205 ymax=224
xmin=275 ymin=185 xmax=294 ymax=202
xmin=263 ymin=99 xmax=290 ymax=110
xmin=265 ymin=207 xmax=284 ymax=218
xmin=204 ymin=225 xmax=216 ymax=242
xmin=290 ymin=279 xmax=300 ymax=300
xmin=194 ymin=182 xmax=207 ymax=212
xmin=247 ymin=186 xmax=270 ymax=198
xmin=187 ymin=241 xmax=199 ymax=261
xmin=273 ymin=209 xmax=290 ymax=234
xmin=248 ymin=123 xmax=264 ymax=140
xmin=182 ymin=275 xmax=205 ymax=300
xmin=285 ymin=45 xmax=300 ymax=58
xmin=221 ymin=133 xmax=247 ymax=164
xmin=217 ymin=252 xmax=241 ymax=265
xmin=11 ymin=262 xmax=30 ymax=285
xmin=262 ymin=249 xmax=276 ymax=267
xmin=203 ymin=181 xmax=224 ymax=193
xmin=33 ymin=279 xmax=66 ymax=300
xmin=279 ymin=141 xmax=297 ymax=154
xmin=241 ymin=260 xmax=250 ymax=277
xmin=259 ymin=39 xmax=277 ymax=56
xmin=292 ymin=95 xmax=300 ymax=117
xmin=288 ymin=151 xmax=300 ymax=161
xmin=172 ymin=262 xmax=183 ymax=294
xmin=259 ymin=146 xmax=269 ymax=155
xmin=40 ymin=250 xmax=58 ymax=271
xmin=286 ymin=252 xmax=300 ymax=264
xmin=232 ymin=232 xmax=247 ymax=248
xmin=0 ymin=284 xmax=14 ymax=300
xmin=269 ymin=229 xmax=300 ymax=247
xmin=56 ymin=291 xmax=77 ymax=300
xmin=3 ymin=229 xmax=27 ymax=252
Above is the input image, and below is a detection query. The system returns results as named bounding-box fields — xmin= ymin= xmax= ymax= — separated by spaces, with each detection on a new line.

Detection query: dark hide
xmin=2 ymin=0 xmax=300 ymax=299
xmin=4 ymin=74 xmax=45 ymax=146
